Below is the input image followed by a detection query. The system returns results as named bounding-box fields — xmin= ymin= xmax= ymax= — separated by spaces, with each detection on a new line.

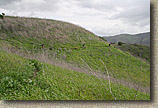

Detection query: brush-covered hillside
xmin=104 ymin=32 xmax=150 ymax=46
xmin=0 ymin=16 xmax=150 ymax=100
xmin=114 ymin=44 xmax=150 ymax=62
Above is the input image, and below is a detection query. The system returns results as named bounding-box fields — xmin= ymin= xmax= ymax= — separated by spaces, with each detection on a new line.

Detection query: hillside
xmin=0 ymin=16 xmax=100 ymax=45
xmin=114 ymin=44 xmax=150 ymax=62
xmin=104 ymin=32 xmax=150 ymax=46
xmin=0 ymin=16 xmax=150 ymax=100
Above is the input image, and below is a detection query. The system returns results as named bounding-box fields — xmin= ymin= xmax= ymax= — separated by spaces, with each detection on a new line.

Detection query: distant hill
xmin=104 ymin=32 xmax=150 ymax=46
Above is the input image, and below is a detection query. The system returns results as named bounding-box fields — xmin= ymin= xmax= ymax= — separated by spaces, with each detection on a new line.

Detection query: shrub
xmin=118 ymin=42 xmax=123 ymax=46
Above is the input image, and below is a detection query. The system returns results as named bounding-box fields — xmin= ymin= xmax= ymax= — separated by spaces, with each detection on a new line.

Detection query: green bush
xmin=118 ymin=42 xmax=123 ymax=46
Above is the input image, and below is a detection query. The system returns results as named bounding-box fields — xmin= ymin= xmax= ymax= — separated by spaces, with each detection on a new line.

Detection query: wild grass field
xmin=0 ymin=16 xmax=150 ymax=100
xmin=0 ymin=51 xmax=150 ymax=100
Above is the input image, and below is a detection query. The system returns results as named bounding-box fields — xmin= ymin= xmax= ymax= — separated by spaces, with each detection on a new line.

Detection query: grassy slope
xmin=0 ymin=50 xmax=149 ymax=100
xmin=0 ymin=16 xmax=100 ymax=44
xmin=0 ymin=36 xmax=150 ymax=87
xmin=0 ymin=16 xmax=150 ymax=100
xmin=115 ymin=44 xmax=150 ymax=62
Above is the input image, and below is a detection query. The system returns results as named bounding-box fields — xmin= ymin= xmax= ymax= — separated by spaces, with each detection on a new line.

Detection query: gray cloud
xmin=0 ymin=0 xmax=20 ymax=6
xmin=112 ymin=0 xmax=150 ymax=26
xmin=0 ymin=0 xmax=150 ymax=36
xmin=75 ymin=0 xmax=150 ymax=26
xmin=1 ymin=0 xmax=59 ymax=12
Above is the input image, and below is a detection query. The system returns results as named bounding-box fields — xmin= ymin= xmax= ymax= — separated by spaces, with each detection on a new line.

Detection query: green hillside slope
xmin=0 ymin=50 xmax=149 ymax=100
xmin=0 ymin=16 xmax=150 ymax=100
xmin=115 ymin=44 xmax=150 ymax=62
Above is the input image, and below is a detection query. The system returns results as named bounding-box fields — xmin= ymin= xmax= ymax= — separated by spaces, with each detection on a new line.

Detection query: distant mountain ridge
xmin=104 ymin=32 xmax=150 ymax=46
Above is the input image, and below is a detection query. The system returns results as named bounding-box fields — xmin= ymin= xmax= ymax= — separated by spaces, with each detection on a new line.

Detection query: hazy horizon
xmin=103 ymin=31 xmax=150 ymax=37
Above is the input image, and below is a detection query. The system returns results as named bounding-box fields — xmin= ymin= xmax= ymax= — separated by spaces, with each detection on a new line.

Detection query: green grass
xmin=0 ymin=50 xmax=149 ymax=100
xmin=0 ymin=36 xmax=150 ymax=87
xmin=0 ymin=16 xmax=150 ymax=100
xmin=54 ymin=42 xmax=150 ymax=87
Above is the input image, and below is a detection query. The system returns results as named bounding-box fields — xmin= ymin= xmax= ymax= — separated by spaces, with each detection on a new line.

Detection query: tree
xmin=0 ymin=13 xmax=5 ymax=19
xmin=2 ymin=13 xmax=5 ymax=16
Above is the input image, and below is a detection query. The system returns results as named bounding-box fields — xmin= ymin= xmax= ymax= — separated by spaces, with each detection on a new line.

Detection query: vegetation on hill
xmin=0 ymin=16 xmax=100 ymax=44
xmin=104 ymin=32 xmax=150 ymax=46
xmin=0 ymin=50 xmax=149 ymax=100
xmin=115 ymin=44 xmax=150 ymax=62
xmin=0 ymin=16 xmax=150 ymax=100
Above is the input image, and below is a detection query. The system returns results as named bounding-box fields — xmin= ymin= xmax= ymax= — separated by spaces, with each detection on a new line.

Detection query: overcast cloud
xmin=0 ymin=0 xmax=150 ymax=36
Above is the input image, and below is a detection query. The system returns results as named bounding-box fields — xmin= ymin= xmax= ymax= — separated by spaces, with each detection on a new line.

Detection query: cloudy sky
xmin=0 ymin=0 xmax=150 ymax=36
